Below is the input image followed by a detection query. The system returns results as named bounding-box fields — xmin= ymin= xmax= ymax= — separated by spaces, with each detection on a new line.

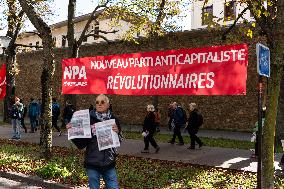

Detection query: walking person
xmin=19 ymin=99 xmax=27 ymax=133
xmin=63 ymin=100 xmax=75 ymax=125
xmin=28 ymin=98 xmax=40 ymax=133
xmin=10 ymin=96 xmax=23 ymax=140
xmin=186 ymin=103 xmax=203 ymax=149
xmin=67 ymin=94 xmax=121 ymax=189
xmin=36 ymin=98 xmax=42 ymax=128
xmin=168 ymin=102 xmax=185 ymax=145
xmin=141 ymin=104 xmax=160 ymax=153
xmin=167 ymin=103 xmax=174 ymax=131
xmin=52 ymin=98 xmax=61 ymax=136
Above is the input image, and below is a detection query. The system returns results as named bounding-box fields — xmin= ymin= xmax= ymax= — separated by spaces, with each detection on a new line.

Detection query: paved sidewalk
xmin=0 ymin=124 xmax=283 ymax=187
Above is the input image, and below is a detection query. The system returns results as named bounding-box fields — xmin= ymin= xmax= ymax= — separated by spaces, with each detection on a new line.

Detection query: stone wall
xmin=0 ymin=29 xmax=262 ymax=131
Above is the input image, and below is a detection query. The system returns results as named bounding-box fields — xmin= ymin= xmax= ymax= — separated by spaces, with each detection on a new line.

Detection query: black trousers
xmin=52 ymin=117 xmax=61 ymax=132
xmin=171 ymin=125 xmax=184 ymax=144
xmin=168 ymin=118 xmax=173 ymax=130
xmin=144 ymin=132 xmax=158 ymax=150
xmin=189 ymin=133 xmax=202 ymax=149
xmin=20 ymin=117 xmax=27 ymax=132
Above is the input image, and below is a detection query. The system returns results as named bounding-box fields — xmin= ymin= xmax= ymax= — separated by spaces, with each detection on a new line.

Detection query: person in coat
xmin=186 ymin=103 xmax=203 ymax=149
xmin=141 ymin=104 xmax=160 ymax=153
xmin=168 ymin=102 xmax=185 ymax=145
xmin=67 ymin=94 xmax=121 ymax=189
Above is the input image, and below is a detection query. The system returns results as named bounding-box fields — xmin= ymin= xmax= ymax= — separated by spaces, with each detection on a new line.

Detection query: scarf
xmin=95 ymin=110 xmax=112 ymax=121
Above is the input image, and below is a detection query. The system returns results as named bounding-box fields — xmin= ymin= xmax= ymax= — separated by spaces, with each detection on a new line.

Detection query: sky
xmin=0 ymin=0 xmax=191 ymax=36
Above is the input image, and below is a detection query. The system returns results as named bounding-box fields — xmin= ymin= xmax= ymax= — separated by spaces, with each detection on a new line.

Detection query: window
xmin=202 ymin=5 xmax=213 ymax=25
xmin=62 ymin=35 xmax=66 ymax=47
xmin=35 ymin=41 xmax=39 ymax=50
xmin=224 ymin=1 xmax=236 ymax=21
xmin=94 ymin=23 xmax=99 ymax=40
xmin=52 ymin=37 xmax=56 ymax=46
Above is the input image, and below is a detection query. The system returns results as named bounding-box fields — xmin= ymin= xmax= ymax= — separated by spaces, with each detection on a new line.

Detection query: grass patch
xmin=0 ymin=138 xmax=284 ymax=188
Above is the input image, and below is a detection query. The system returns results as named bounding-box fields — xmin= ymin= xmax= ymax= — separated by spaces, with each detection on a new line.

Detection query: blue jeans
xmin=86 ymin=167 xmax=119 ymax=189
xmin=11 ymin=119 xmax=21 ymax=138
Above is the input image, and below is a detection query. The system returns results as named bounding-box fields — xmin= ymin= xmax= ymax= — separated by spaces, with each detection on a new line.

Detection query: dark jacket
xmin=187 ymin=109 xmax=200 ymax=134
xmin=143 ymin=111 xmax=156 ymax=133
xmin=71 ymin=110 xmax=121 ymax=171
xmin=173 ymin=106 xmax=184 ymax=126
xmin=63 ymin=104 xmax=75 ymax=123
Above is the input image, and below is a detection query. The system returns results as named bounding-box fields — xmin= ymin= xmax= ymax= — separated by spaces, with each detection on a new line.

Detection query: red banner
xmin=62 ymin=44 xmax=248 ymax=95
xmin=0 ymin=64 xmax=6 ymax=99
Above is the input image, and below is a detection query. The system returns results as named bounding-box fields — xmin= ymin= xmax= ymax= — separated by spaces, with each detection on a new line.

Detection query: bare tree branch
xmin=247 ymin=0 xmax=270 ymax=35
xmin=24 ymin=31 xmax=41 ymax=36
xmin=12 ymin=10 xmax=25 ymax=44
xmin=18 ymin=0 xmax=52 ymax=37
xmin=15 ymin=44 xmax=43 ymax=48
xmin=67 ymin=0 xmax=76 ymax=55
xmin=88 ymin=29 xmax=118 ymax=34
xmin=83 ymin=34 xmax=113 ymax=44
xmin=221 ymin=6 xmax=249 ymax=40
xmin=77 ymin=0 xmax=111 ymax=46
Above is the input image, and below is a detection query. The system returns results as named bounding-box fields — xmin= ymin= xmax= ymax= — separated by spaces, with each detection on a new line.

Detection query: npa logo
xmin=63 ymin=66 xmax=87 ymax=80
xmin=63 ymin=66 xmax=88 ymax=87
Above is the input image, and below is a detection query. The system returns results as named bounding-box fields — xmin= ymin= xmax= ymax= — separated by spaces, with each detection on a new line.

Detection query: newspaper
xmin=68 ymin=109 xmax=91 ymax=140
xmin=95 ymin=119 xmax=120 ymax=151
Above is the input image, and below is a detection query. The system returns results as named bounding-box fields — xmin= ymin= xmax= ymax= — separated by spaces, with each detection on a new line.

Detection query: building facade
xmin=16 ymin=13 xmax=137 ymax=51
xmin=191 ymin=0 xmax=255 ymax=30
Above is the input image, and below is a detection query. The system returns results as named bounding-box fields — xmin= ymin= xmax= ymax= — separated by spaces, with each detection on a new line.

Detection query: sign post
xmin=256 ymin=43 xmax=270 ymax=189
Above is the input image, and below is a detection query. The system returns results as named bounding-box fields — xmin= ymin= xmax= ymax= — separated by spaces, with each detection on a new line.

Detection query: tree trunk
xmin=64 ymin=0 xmax=78 ymax=109
xmin=3 ymin=47 xmax=16 ymax=122
xmin=3 ymin=1 xmax=24 ymax=123
xmin=276 ymin=73 xmax=284 ymax=145
xmin=262 ymin=58 xmax=283 ymax=189
xmin=19 ymin=0 xmax=55 ymax=159
xmin=39 ymin=66 xmax=53 ymax=158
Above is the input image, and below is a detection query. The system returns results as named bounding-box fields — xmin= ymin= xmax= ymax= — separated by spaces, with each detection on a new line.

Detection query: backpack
xmin=29 ymin=103 xmax=38 ymax=117
xmin=154 ymin=112 xmax=160 ymax=123
xmin=197 ymin=112 xmax=204 ymax=127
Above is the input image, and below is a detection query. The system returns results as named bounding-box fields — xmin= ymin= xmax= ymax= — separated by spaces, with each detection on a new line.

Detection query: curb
xmin=0 ymin=171 xmax=74 ymax=189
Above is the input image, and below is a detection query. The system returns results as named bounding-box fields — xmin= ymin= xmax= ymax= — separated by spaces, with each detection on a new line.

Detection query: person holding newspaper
xmin=141 ymin=104 xmax=160 ymax=153
xmin=67 ymin=94 xmax=121 ymax=189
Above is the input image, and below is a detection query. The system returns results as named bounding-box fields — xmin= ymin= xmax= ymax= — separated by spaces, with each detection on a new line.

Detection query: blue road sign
xmin=256 ymin=43 xmax=270 ymax=77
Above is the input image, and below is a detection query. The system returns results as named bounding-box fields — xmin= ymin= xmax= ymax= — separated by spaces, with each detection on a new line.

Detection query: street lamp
xmin=0 ymin=36 xmax=12 ymax=56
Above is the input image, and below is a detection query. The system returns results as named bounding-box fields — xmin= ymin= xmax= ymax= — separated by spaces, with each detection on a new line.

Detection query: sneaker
xmin=177 ymin=143 xmax=184 ymax=146
xmin=155 ymin=146 xmax=160 ymax=153
xmin=141 ymin=149 xmax=149 ymax=153
xmin=58 ymin=131 xmax=62 ymax=136
xmin=187 ymin=147 xmax=195 ymax=150
xmin=168 ymin=140 xmax=174 ymax=144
